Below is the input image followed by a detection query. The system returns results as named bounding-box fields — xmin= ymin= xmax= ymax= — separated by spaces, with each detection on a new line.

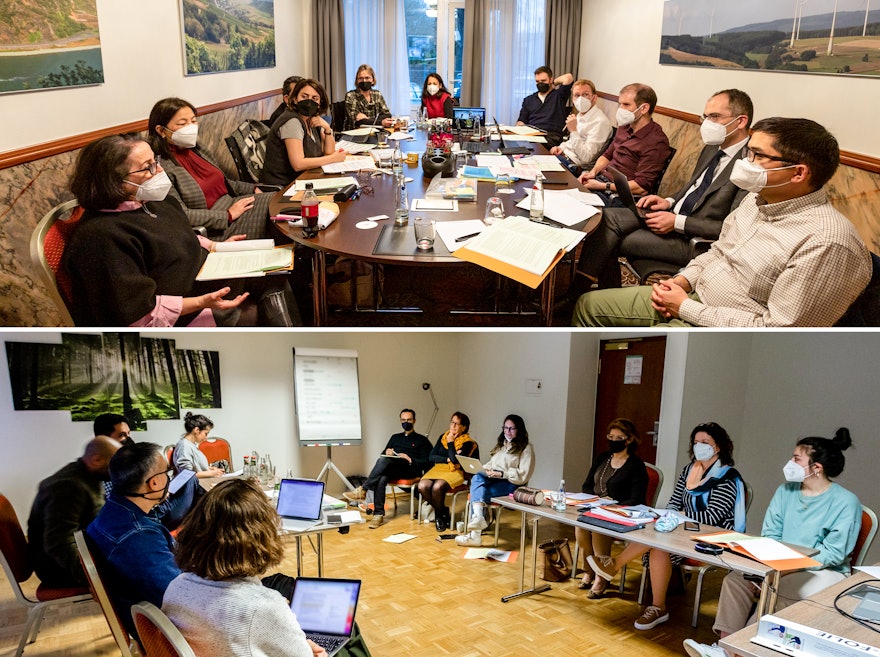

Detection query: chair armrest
xmin=192 ymin=226 xmax=207 ymax=237
xmin=688 ymin=237 xmax=714 ymax=258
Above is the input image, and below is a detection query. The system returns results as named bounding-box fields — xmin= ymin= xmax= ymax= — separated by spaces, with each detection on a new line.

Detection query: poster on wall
xmin=661 ymin=1 xmax=880 ymax=77
xmin=0 ymin=0 xmax=104 ymax=95
xmin=180 ymin=0 xmax=276 ymax=76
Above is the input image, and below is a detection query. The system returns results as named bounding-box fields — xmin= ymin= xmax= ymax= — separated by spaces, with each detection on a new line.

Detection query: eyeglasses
xmin=502 ymin=425 xmax=517 ymax=433
xmin=744 ymin=148 xmax=794 ymax=165
xmin=128 ymin=156 xmax=162 ymax=176
xmin=356 ymin=77 xmax=373 ymax=82
xmin=145 ymin=468 xmax=173 ymax=485
xmin=606 ymin=434 xmax=627 ymax=441
xmin=700 ymin=113 xmax=735 ymax=123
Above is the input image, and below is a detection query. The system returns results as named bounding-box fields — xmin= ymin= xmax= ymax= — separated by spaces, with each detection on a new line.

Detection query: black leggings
xmin=417 ymin=478 xmax=452 ymax=515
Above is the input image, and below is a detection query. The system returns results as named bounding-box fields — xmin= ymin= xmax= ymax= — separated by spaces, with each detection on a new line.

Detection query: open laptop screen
xmin=276 ymin=478 xmax=324 ymax=521
xmin=453 ymin=107 xmax=486 ymax=130
xmin=290 ymin=578 xmax=361 ymax=635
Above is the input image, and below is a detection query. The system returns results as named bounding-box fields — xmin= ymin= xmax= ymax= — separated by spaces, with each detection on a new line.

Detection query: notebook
xmin=290 ymin=578 xmax=362 ymax=657
xmin=576 ymin=513 xmax=645 ymax=533
xmin=605 ymin=166 xmax=649 ymax=222
xmin=453 ymin=107 xmax=486 ymax=130
xmin=456 ymin=455 xmax=487 ymax=475
xmin=276 ymin=478 xmax=325 ymax=532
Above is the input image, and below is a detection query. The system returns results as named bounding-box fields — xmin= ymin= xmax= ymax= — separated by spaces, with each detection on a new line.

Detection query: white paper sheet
xmin=729 ymin=537 xmax=805 ymax=561
xmin=383 ymin=533 xmax=418 ymax=544
xmin=321 ymin=157 xmax=376 ymax=174
xmin=342 ymin=127 xmax=379 ymax=136
xmin=335 ymin=140 xmax=376 ymax=154
xmin=434 ymin=219 xmax=487 ymax=251
xmin=515 ymin=189 xmax=601 ymax=226
xmin=412 ymin=198 xmax=458 ymax=212
xmin=213 ymin=239 xmax=275 ymax=252
xmin=291 ymin=176 xmax=357 ymax=192
xmin=516 ymin=155 xmax=565 ymax=171
xmin=196 ymin=249 xmax=292 ymax=281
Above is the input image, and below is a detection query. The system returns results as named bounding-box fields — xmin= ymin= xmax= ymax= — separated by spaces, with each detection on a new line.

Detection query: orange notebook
xmin=693 ymin=531 xmax=820 ymax=571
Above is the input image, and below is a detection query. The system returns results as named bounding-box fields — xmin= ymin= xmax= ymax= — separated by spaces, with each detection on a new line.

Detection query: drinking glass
xmin=414 ymin=218 xmax=436 ymax=250
xmin=484 ymin=197 xmax=504 ymax=225
xmin=494 ymin=173 xmax=514 ymax=195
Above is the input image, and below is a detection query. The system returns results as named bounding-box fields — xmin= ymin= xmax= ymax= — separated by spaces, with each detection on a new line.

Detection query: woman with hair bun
xmin=685 ymin=428 xmax=862 ymax=657
xmin=172 ymin=412 xmax=224 ymax=478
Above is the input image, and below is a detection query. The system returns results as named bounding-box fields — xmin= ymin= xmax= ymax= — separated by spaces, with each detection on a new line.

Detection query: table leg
xmin=312 ymin=250 xmax=327 ymax=326
xmin=295 ymin=536 xmax=303 ymax=577
xmin=541 ymin=268 xmax=557 ymax=327
xmin=502 ymin=511 xmax=551 ymax=602
xmin=756 ymin=570 xmax=780 ymax=617
xmin=317 ymin=533 xmax=324 ymax=577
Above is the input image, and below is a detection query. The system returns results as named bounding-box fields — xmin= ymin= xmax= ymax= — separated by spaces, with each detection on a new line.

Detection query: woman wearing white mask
xmin=419 ymin=72 xmax=453 ymax=119
xmin=64 ymin=134 xmax=256 ymax=327
xmin=147 ymin=97 xmax=271 ymax=240
xmin=684 ymin=429 xmax=860 ymax=657
xmin=587 ymin=422 xmax=746 ymax=631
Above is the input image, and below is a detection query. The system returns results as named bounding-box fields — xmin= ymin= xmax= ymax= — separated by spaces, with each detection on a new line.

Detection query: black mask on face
xmin=357 ymin=81 xmax=373 ymax=92
xmin=607 ymin=439 xmax=628 ymax=454
xmin=536 ymin=82 xmax=551 ymax=94
xmin=295 ymin=99 xmax=320 ymax=117
xmin=401 ymin=421 xmax=414 ymax=432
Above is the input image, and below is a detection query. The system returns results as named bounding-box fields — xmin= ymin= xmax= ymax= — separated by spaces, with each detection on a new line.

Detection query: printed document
xmin=196 ymin=247 xmax=293 ymax=281
xmin=516 ymin=189 xmax=601 ymax=226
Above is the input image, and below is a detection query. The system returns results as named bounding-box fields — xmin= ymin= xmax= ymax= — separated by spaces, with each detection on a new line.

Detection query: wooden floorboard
xmin=1 ymin=498 xmax=725 ymax=656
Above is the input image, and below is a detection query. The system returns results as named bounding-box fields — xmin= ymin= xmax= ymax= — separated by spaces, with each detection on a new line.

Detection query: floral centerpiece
xmin=428 ymin=130 xmax=453 ymax=154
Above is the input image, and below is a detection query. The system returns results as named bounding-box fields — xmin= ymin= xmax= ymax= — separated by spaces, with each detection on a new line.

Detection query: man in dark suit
xmin=570 ymin=89 xmax=753 ymax=292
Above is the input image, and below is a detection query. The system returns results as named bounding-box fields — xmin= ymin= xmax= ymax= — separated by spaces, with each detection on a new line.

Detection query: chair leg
xmin=637 ymin=564 xmax=649 ymax=605
xmin=692 ymin=565 xmax=717 ymax=628
xmin=494 ymin=507 xmax=502 ymax=547
xmin=619 ymin=563 xmax=628 ymax=594
xmin=17 ymin=605 xmax=44 ymax=657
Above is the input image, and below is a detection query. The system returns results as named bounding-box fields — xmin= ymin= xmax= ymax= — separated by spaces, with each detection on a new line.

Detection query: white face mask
xmin=700 ymin=116 xmax=738 ymax=146
xmin=426 ymin=84 xmax=439 ymax=96
xmin=692 ymin=442 xmax=715 ymax=462
xmin=574 ymin=96 xmax=592 ymax=114
xmin=126 ymin=170 xmax=172 ymax=202
xmin=729 ymin=158 xmax=798 ymax=194
xmin=783 ymin=459 xmax=810 ymax=483
xmin=168 ymin=123 xmax=198 ymax=148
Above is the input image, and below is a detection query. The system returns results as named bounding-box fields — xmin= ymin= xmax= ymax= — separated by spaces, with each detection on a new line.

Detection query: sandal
xmin=577 ymin=577 xmax=594 ymax=590
xmin=586 ymin=578 xmax=608 ymax=599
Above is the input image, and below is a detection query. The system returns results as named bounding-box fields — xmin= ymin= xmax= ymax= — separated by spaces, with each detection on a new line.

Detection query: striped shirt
xmin=667 ymin=463 xmax=738 ymax=530
xmin=679 ymin=189 xmax=871 ymax=327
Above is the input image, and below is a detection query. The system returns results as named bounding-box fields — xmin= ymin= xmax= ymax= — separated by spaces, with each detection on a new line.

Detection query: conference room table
xmin=491 ymin=495 xmax=789 ymax=614
xmin=270 ymin=130 xmax=599 ymax=326
xmin=279 ymin=515 xmax=364 ymax=577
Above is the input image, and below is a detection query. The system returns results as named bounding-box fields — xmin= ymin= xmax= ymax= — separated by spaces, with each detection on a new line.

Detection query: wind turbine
xmin=864 ymin=0 xmax=871 ymax=37
xmin=827 ymin=0 xmax=839 ymax=56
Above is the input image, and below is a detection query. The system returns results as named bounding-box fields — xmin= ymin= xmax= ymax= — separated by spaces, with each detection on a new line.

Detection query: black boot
xmin=435 ymin=507 xmax=450 ymax=532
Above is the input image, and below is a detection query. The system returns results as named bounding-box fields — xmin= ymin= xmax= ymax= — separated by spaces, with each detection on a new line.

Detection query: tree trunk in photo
xmin=186 ymin=351 xmax=204 ymax=405
xmin=206 ymin=350 xmax=221 ymax=407
xmin=118 ymin=333 xmax=133 ymax=420
xmin=162 ymin=340 xmax=181 ymax=413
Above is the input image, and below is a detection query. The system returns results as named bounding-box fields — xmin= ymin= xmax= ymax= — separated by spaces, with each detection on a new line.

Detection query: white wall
xmin=0 ymin=0 xmax=312 ymax=153
xmin=579 ymin=0 xmax=880 ymax=157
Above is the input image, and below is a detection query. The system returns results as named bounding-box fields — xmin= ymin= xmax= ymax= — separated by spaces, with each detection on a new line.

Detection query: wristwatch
xmin=605 ymin=182 xmax=611 ymax=192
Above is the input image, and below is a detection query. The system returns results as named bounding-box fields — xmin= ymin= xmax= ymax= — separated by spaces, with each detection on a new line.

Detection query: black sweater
xmin=581 ymin=451 xmax=648 ymax=506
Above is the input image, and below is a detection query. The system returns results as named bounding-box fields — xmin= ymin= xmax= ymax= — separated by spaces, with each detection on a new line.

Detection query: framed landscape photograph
xmin=180 ymin=0 xmax=276 ymax=76
xmin=0 ymin=0 xmax=104 ymax=95
xmin=661 ymin=0 xmax=880 ymax=77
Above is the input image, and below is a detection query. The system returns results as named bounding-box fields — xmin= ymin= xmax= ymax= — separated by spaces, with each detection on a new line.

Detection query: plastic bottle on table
xmin=394 ymin=178 xmax=409 ymax=226
xmin=301 ymin=182 xmax=319 ymax=238
xmin=554 ymin=479 xmax=567 ymax=512
xmin=529 ymin=173 xmax=544 ymax=221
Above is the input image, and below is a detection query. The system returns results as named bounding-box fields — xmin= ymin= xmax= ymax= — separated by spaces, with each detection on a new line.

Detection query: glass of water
xmin=494 ymin=173 xmax=514 ymax=194
xmin=484 ymin=197 xmax=504 ymax=225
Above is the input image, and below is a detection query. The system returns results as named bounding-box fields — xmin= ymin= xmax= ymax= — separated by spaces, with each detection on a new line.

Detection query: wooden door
xmin=592 ymin=336 xmax=666 ymax=465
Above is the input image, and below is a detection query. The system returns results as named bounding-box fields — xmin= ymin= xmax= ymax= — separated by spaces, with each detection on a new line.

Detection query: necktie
xmin=678 ymin=150 xmax=724 ymax=216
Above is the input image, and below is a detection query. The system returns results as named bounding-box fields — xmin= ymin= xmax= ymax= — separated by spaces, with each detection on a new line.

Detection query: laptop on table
xmin=604 ymin=165 xmax=650 ymax=222
xmin=453 ymin=106 xmax=486 ymax=130
xmin=276 ymin=478 xmax=325 ymax=532
xmin=290 ymin=577 xmax=362 ymax=657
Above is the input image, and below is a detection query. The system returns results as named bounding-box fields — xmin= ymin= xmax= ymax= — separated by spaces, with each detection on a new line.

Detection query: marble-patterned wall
xmin=0 ymin=96 xmax=279 ymax=327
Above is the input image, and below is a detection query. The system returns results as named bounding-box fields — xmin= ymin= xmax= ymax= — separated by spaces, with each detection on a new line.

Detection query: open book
xmin=463 ymin=548 xmax=518 ymax=562
xmin=196 ymin=240 xmax=293 ymax=281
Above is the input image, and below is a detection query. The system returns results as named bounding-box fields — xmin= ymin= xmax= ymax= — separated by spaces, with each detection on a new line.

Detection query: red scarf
xmin=423 ymin=92 xmax=450 ymax=119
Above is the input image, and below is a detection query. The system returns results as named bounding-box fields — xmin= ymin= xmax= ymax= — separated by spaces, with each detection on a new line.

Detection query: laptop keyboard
xmin=308 ymin=633 xmax=347 ymax=653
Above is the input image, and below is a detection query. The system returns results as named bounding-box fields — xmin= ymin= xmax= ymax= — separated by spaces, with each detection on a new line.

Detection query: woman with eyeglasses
xmin=146 ymin=97 xmax=271 ymax=239
xmin=455 ymin=414 xmax=534 ymax=546
xmin=417 ymin=412 xmax=478 ymax=532
xmin=574 ymin=418 xmax=647 ymax=597
xmin=587 ymin=422 xmax=746 ymax=632
xmin=344 ymin=64 xmax=393 ymax=131
xmin=261 ymin=78 xmax=347 ymax=186
xmin=172 ymin=412 xmax=225 ymax=479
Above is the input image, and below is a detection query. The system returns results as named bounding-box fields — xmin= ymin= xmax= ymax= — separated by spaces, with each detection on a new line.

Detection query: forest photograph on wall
xmin=4 ymin=333 xmax=221 ymax=429
xmin=180 ymin=0 xmax=275 ymax=75
xmin=662 ymin=0 xmax=880 ymax=77
xmin=0 ymin=0 xmax=104 ymax=95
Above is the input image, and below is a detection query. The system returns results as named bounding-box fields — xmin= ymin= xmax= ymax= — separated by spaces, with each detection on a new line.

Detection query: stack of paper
xmin=321 ymin=157 xmax=376 ymax=174
xmin=516 ymin=155 xmax=565 ymax=171
xmin=287 ymin=176 xmax=358 ymax=195
xmin=515 ymin=188 xmax=601 ymax=226
xmin=693 ymin=532 xmax=821 ymax=569
xmin=336 ymin=140 xmax=376 ymax=154
xmin=196 ymin=241 xmax=294 ymax=281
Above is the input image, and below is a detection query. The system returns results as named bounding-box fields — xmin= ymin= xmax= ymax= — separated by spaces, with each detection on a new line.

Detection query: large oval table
xmin=270 ymin=130 xmax=599 ymax=326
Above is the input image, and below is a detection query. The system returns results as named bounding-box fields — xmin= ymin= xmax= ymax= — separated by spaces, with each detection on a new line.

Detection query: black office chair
xmin=835 ymin=252 xmax=880 ymax=326
xmin=331 ymin=101 xmax=348 ymax=134
xmin=649 ymin=147 xmax=677 ymax=196
xmin=623 ymin=236 xmax=714 ymax=285
xmin=224 ymin=119 xmax=270 ymax=184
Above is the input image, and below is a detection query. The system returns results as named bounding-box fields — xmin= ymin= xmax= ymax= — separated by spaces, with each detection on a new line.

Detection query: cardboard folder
xmin=693 ymin=531 xmax=821 ymax=571
xmin=453 ymin=245 xmax=565 ymax=289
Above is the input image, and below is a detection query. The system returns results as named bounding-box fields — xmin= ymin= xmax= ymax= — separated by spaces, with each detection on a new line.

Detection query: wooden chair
xmin=197 ymin=437 xmax=232 ymax=469
xmin=0 ymin=494 xmax=93 ymax=657
xmin=852 ymin=504 xmax=878 ymax=568
xmin=29 ymin=199 xmax=82 ymax=326
xmin=131 ymin=602 xmax=196 ymax=657
xmin=73 ymin=530 xmax=138 ymax=657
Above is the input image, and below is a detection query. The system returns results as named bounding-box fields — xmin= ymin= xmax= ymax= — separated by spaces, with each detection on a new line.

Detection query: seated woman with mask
xmin=63 ymin=134 xmax=295 ymax=326
xmin=261 ymin=78 xmax=347 ymax=187
xmin=420 ymin=73 xmax=453 ymax=119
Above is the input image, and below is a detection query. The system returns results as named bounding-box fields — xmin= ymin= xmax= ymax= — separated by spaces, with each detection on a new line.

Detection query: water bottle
xmin=392 ymin=143 xmax=403 ymax=180
xmin=301 ymin=183 xmax=319 ymax=238
xmin=473 ymin=116 xmax=482 ymax=141
xmin=554 ymin=479 xmax=567 ymax=512
xmin=420 ymin=106 xmax=428 ymax=127
xmin=394 ymin=178 xmax=409 ymax=226
xmin=529 ymin=173 xmax=544 ymax=221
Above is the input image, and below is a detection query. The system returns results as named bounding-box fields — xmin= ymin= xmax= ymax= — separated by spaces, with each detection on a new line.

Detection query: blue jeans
xmin=469 ymin=473 xmax=518 ymax=508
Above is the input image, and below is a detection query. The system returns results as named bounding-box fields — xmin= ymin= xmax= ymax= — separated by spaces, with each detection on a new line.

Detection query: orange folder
xmin=693 ymin=531 xmax=820 ymax=571
xmin=453 ymin=245 xmax=564 ymax=289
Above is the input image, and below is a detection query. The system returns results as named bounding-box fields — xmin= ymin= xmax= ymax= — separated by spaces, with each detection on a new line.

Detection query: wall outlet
xmin=525 ymin=378 xmax=543 ymax=395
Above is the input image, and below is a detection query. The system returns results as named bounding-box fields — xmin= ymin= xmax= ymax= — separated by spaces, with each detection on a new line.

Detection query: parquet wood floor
xmin=1 ymin=499 xmax=724 ymax=656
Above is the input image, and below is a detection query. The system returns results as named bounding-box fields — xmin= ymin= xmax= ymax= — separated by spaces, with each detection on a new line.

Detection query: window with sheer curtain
xmin=343 ymin=0 xmax=411 ymax=117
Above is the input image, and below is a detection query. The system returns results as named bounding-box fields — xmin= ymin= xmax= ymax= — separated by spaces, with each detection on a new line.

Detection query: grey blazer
xmin=671 ymin=143 xmax=749 ymax=240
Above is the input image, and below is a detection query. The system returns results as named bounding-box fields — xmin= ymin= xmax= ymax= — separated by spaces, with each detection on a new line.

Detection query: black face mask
xmin=357 ymin=81 xmax=373 ymax=92
xmin=401 ymin=422 xmax=414 ymax=432
xmin=607 ymin=439 xmax=628 ymax=454
xmin=295 ymin=99 xmax=320 ymax=117
xmin=536 ymin=82 xmax=551 ymax=94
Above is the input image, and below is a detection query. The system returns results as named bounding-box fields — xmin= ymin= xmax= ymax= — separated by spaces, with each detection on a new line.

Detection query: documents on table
xmin=489 ymin=133 xmax=547 ymax=144
xmin=412 ymin=198 xmax=458 ymax=212
xmin=435 ymin=219 xmax=486 ymax=251
xmin=516 ymin=188 xmax=601 ymax=226
xmin=499 ymin=125 xmax=546 ymax=136
xmin=335 ymin=140 xmax=376 ymax=154
xmin=321 ymin=156 xmax=376 ymax=174
xmin=452 ymin=215 xmax=586 ymax=288
xmin=692 ymin=531 xmax=821 ymax=569
xmin=341 ymin=126 xmax=379 ymax=136
xmin=290 ymin=176 xmax=358 ymax=194
xmin=475 ymin=153 xmax=511 ymax=168
xmin=387 ymin=131 xmax=414 ymax=140
xmin=213 ymin=238 xmax=275 ymax=252
xmin=196 ymin=244 xmax=294 ymax=281
xmin=516 ymin=155 xmax=565 ymax=171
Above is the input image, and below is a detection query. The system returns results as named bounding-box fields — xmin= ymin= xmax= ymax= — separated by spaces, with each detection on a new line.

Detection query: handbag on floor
xmin=538 ymin=538 xmax=573 ymax=582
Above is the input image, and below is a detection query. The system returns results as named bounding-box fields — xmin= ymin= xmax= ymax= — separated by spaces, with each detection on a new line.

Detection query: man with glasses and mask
xmin=516 ymin=66 xmax=574 ymax=147
xmin=573 ymin=117 xmax=871 ymax=327
xmin=549 ymin=78 xmax=613 ymax=175
xmin=568 ymin=90 xmax=753 ymax=296
xmin=343 ymin=409 xmax=431 ymax=529
xmin=578 ymin=83 xmax=671 ymax=204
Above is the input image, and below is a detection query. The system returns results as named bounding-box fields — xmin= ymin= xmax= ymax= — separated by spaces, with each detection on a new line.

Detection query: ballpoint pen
xmin=455 ymin=231 xmax=481 ymax=242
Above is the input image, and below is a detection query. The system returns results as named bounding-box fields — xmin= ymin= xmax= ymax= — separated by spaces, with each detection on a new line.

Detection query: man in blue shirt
xmin=517 ymin=66 xmax=573 ymax=147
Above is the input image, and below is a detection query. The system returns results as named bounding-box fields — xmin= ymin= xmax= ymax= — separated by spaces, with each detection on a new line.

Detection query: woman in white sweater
xmin=172 ymin=412 xmax=224 ymax=478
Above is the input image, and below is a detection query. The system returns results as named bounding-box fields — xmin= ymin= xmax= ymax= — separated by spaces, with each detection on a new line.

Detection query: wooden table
xmin=491 ymin=496 xmax=786 ymax=614
xmin=720 ymin=567 xmax=880 ymax=657
xmin=270 ymin=131 xmax=598 ymax=326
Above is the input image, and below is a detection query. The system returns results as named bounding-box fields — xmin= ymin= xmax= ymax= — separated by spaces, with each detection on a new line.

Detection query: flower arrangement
xmin=428 ymin=131 xmax=453 ymax=153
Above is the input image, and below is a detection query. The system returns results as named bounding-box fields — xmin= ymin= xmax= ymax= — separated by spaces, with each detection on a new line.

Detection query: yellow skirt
xmin=422 ymin=464 xmax=465 ymax=488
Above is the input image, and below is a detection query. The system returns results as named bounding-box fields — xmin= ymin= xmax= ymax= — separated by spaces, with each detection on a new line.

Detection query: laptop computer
xmin=456 ymin=455 xmax=487 ymax=475
xmin=604 ymin=165 xmax=649 ymax=222
xmin=276 ymin=478 xmax=325 ymax=532
xmin=453 ymin=107 xmax=486 ymax=130
xmin=290 ymin=577 xmax=362 ymax=657
xmin=492 ymin=117 xmax=531 ymax=156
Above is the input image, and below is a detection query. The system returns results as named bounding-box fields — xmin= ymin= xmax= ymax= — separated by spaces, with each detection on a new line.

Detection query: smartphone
xmin=684 ymin=521 xmax=700 ymax=532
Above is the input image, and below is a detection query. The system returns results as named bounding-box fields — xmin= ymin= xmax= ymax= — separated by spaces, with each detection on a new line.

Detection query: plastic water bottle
xmin=473 ymin=116 xmax=482 ymax=141
xmin=554 ymin=479 xmax=567 ymax=512
xmin=301 ymin=183 xmax=319 ymax=238
xmin=394 ymin=178 xmax=409 ymax=226
xmin=392 ymin=143 xmax=403 ymax=180
xmin=529 ymin=173 xmax=544 ymax=221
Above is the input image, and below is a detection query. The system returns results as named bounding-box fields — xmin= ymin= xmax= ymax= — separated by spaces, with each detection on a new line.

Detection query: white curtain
xmin=343 ymin=0 xmax=410 ymax=117
xmin=479 ymin=0 xmax=545 ymax=124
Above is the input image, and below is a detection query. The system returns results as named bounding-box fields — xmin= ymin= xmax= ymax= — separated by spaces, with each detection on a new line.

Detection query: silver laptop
xmin=605 ymin=165 xmax=649 ymax=222
xmin=456 ymin=455 xmax=487 ymax=475
xmin=276 ymin=478 xmax=325 ymax=532
xmin=290 ymin=577 xmax=361 ymax=657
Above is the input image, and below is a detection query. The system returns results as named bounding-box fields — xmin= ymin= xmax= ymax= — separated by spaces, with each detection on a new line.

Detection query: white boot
xmin=468 ymin=506 xmax=488 ymax=531
xmin=455 ymin=530 xmax=483 ymax=547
